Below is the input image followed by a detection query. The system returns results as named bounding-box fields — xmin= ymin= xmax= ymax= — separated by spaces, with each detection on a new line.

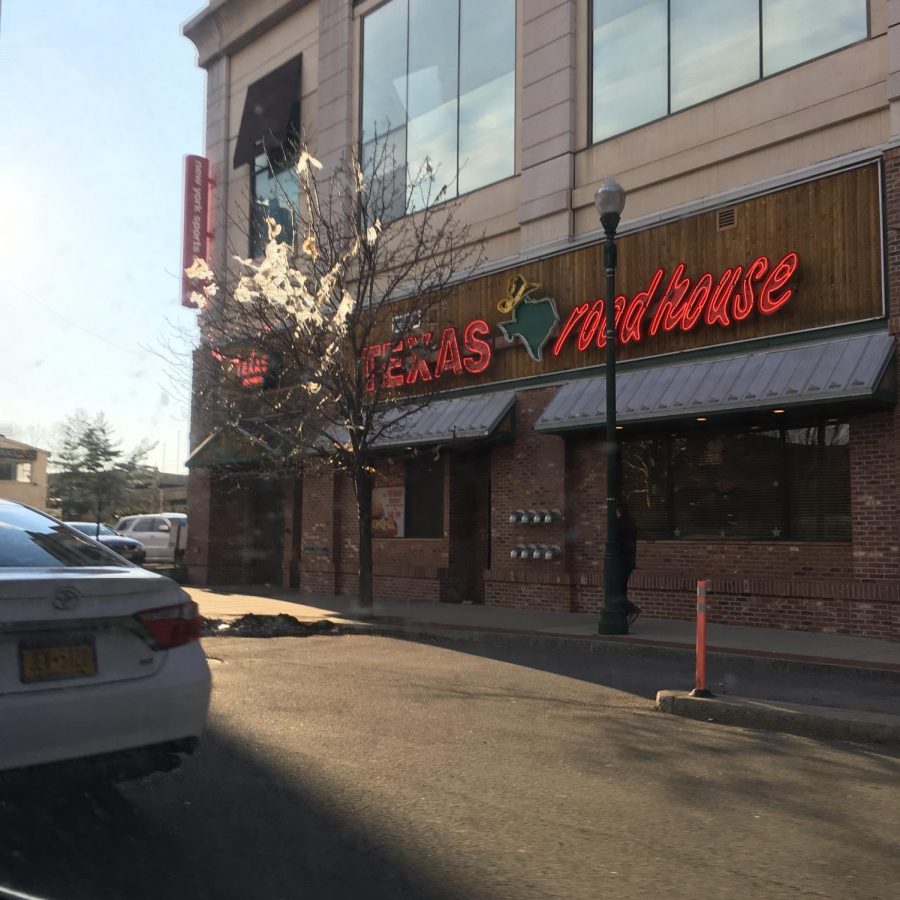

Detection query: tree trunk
xmin=355 ymin=465 xmax=374 ymax=616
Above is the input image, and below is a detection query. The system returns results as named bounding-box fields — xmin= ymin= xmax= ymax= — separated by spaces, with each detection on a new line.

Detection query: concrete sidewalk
xmin=186 ymin=586 xmax=900 ymax=674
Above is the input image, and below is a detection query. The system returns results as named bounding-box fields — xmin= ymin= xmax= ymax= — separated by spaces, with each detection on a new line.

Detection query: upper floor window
xmin=591 ymin=0 xmax=869 ymax=143
xmin=361 ymin=0 xmax=516 ymax=219
xmin=232 ymin=55 xmax=302 ymax=257
xmin=250 ymin=145 xmax=300 ymax=258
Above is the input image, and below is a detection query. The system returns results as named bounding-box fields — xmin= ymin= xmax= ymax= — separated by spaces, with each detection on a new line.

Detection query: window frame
xmin=248 ymin=101 xmax=301 ymax=259
xmin=588 ymin=0 xmax=871 ymax=147
xmin=358 ymin=0 xmax=518 ymax=219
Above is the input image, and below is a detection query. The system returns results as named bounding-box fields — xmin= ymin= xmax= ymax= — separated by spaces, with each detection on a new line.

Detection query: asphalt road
xmin=1 ymin=634 xmax=899 ymax=900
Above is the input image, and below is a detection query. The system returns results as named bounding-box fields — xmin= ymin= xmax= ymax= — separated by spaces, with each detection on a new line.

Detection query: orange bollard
xmin=690 ymin=579 xmax=714 ymax=698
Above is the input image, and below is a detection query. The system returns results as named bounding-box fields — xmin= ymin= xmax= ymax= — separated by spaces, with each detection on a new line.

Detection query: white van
xmin=115 ymin=513 xmax=188 ymax=563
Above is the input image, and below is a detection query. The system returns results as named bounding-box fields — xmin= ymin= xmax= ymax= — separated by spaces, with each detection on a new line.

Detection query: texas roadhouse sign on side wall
xmin=361 ymin=250 xmax=800 ymax=393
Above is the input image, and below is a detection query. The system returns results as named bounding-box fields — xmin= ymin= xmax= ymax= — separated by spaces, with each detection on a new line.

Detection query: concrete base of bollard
xmin=656 ymin=690 xmax=900 ymax=746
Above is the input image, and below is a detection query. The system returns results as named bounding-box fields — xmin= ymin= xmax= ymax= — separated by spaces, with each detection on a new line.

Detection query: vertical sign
xmin=181 ymin=154 xmax=210 ymax=308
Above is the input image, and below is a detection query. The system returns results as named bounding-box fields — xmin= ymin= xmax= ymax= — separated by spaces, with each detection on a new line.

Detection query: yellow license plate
xmin=19 ymin=641 xmax=97 ymax=683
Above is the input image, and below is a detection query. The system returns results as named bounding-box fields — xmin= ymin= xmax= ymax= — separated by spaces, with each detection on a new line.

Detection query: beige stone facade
xmin=0 ymin=436 xmax=50 ymax=512
xmin=184 ymin=0 xmax=900 ymax=277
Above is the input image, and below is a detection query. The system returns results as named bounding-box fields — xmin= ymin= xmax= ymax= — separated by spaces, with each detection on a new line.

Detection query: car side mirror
xmin=158 ymin=523 xmax=171 ymax=533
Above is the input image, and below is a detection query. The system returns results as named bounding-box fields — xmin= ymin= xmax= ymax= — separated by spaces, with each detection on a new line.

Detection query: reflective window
xmin=361 ymin=0 xmax=408 ymax=221
xmin=672 ymin=431 xmax=783 ymax=540
xmin=592 ymin=0 xmax=868 ymax=142
xmin=762 ymin=0 xmax=868 ymax=76
xmin=0 ymin=503 xmax=130 ymax=568
xmin=250 ymin=152 xmax=299 ymax=259
xmin=458 ymin=0 xmax=516 ymax=194
xmin=621 ymin=423 xmax=850 ymax=541
xmin=670 ymin=0 xmax=759 ymax=111
xmin=361 ymin=0 xmax=516 ymax=216
xmin=592 ymin=0 xmax=667 ymax=142
xmin=407 ymin=0 xmax=459 ymax=210
xmin=786 ymin=424 xmax=850 ymax=540
xmin=361 ymin=0 xmax=408 ymax=144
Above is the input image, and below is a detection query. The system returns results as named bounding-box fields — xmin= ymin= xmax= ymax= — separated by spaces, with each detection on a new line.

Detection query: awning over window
xmin=233 ymin=54 xmax=302 ymax=168
xmin=375 ymin=391 xmax=516 ymax=449
xmin=186 ymin=423 xmax=287 ymax=468
xmin=535 ymin=331 xmax=896 ymax=433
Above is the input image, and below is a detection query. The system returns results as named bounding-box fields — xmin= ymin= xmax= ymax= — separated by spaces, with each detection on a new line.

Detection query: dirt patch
xmin=202 ymin=614 xmax=342 ymax=638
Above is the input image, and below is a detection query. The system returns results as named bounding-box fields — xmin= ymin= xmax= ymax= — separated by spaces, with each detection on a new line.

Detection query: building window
xmin=621 ymin=423 xmax=850 ymax=541
xmin=404 ymin=456 xmax=444 ymax=538
xmin=361 ymin=0 xmax=516 ymax=218
xmin=591 ymin=0 xmax=868 ymax=143
xmin=250 ymin=134 xmax=299 ymax=258
xmin=232 ymin=54 xmax=302 ymax=257
xmin=0 ymin=461 xmax=32 ymax=482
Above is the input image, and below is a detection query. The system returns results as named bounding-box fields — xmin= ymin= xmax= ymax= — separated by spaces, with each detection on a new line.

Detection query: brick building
xmin=184 ymin=0 xmax=900 ymax=638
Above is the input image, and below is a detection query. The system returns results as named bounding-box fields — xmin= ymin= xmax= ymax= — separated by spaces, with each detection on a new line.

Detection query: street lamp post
xmin=595 ymin=176 xmax=628 ymax=636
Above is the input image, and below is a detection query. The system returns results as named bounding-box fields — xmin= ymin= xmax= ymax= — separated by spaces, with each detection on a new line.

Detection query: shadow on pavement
xmin=0 ymin=727 xmax=470 ymax=900
xmin=383 ymin=632 xmax=900 ymax=719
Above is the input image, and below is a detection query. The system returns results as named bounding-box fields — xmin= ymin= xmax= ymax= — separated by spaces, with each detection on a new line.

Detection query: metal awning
xmin=186 ymin=423 xmax=287 ymax=468
xmin=233 ymin=54 xmax=302 ymax=168
xmin=535 ymin=331 xmax=896 ymax=433
xmin=375 ymin=391 xmax=516 ymax=449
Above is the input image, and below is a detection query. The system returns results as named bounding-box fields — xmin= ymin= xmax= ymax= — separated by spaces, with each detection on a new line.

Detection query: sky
xmin=0 ymin=0 xmax=206 ymax=472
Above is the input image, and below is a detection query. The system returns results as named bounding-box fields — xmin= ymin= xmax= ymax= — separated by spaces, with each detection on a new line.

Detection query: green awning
xmin=186 ymin=424 xmax=283 ymax=468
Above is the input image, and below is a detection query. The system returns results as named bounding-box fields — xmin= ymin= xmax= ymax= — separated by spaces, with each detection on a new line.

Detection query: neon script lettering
xmin=362 ymin=320 xmax=493 ymax=392
xmin=552 ymin=252 xmax=799 ymax=357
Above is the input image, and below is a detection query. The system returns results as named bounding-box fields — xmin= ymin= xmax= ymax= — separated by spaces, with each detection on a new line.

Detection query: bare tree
xmin=186 ymin=140 xmax=484 ymax=613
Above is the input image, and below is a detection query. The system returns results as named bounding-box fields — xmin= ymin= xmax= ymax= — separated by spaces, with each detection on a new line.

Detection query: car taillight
xmin=135 ymin=601 xmax=203 ymax=649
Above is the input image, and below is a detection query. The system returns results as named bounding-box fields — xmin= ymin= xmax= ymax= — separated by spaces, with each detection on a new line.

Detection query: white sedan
xmin=0 ymin=500 xmax=211 ymax=779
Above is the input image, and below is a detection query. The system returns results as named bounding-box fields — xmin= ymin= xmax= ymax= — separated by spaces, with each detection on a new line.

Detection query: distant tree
xmin=50 ymin=412 xmax=154 ymax=523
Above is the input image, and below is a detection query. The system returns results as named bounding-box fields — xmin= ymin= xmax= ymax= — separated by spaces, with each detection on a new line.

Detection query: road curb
xmin=655 ymin=690 xmax=900 ymax=745
xmin=335 ymin=620 xmax=900 ymax=684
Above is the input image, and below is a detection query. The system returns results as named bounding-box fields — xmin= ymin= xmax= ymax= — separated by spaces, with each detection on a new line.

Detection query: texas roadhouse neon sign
xmin=361 ymin=251 xmax=799 ymax=392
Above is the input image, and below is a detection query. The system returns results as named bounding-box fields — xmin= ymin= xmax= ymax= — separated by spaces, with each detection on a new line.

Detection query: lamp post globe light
xmin=595 ymin=176 xmax=628 ymax=636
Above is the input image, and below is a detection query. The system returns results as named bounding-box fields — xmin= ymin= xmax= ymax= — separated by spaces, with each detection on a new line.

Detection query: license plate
xmin=19 ymin=640 xmax=97 ymax=683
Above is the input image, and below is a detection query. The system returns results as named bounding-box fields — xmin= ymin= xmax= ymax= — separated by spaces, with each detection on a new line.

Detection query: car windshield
xmin=67 ymin=522 xmax=118 ymax=537
xmin=0 ymin=505 xmax=130 ymax=568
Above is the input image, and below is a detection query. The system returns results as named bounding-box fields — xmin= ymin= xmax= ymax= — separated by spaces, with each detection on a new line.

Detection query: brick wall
xmin=331 ymin=457 xmax=452 ymax=602
xmin=445 ymin=450 xmax=491 ymax=603
xmin=486 ymin=380 xmax=900 ymax=638
xmin=486 ymin=388 xmax=569 ymax=605
xmin=186 ymin=468 xmax=212 ymax=585
xmin=850 ymin=413 xmax=900 ymax=580
xmin=207 ymin=475 xmax=252 ymax=585
xmin=300 ymin=464 xmax=337 ymax=595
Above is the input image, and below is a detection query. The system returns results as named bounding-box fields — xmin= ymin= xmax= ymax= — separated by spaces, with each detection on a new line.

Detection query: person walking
xmin=615 ymin=501 xmax=642 ymax=625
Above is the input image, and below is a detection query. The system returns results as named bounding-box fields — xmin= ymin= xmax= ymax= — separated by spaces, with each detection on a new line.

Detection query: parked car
xmin=114 ymin=513 xmax=188 ymax=563
xmin=0 ymin=500 xmax=210 ymax=779
xmin=65 ymin=522 xmax=147 ymax=565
